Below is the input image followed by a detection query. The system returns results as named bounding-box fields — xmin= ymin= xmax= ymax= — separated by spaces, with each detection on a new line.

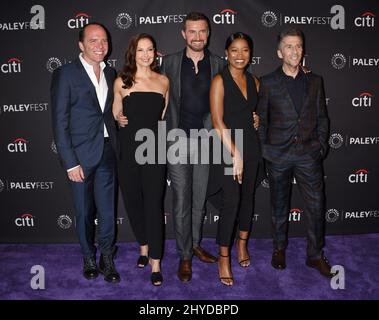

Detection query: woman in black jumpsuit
xmin=209 ymin=32 xmax=261 ymax=286
xmin=112 ymin=33 xmax=169 ymax=286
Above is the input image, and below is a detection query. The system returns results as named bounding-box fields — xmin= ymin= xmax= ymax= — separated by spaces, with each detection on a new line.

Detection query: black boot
xmin=83 ymin=256 xmax=98 ymax=280
xmin=99 ymin=254 xmax=120 ymax=283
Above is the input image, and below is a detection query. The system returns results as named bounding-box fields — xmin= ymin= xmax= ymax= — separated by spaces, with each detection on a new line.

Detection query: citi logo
xmin=15 ymin=213 xmax=35 ymax=227
xmin=7 ymin=137 xmax=28 ymax=152
xmin=213 ymin=9 xmax=237 ymax=24
xmin=348 ymin=169 xmax=368 ymax=183
xmin=289 ymin=208 xmax=302 ymax=222
xmin=354 ymin=12 xmax=375 ymax=27
xmin=352 ymin=92 xmax=373 ymax=107
xmin=1 ymin=58 xmax=22 ymax=73
xmin=67 ymin=13 xmax=90 ymax=29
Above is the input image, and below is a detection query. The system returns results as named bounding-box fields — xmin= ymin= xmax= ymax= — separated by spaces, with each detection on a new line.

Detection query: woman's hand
xmin=233 ymin=153 xmax=243 ymax=184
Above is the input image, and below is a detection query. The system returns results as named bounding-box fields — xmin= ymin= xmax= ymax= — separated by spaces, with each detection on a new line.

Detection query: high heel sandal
xmin=151 ymin=271 xmax=163 ymax=286
xmin=218 ymin=253 xmax=234 ymax=286
xmin=236 ymin=236 xmax=250 ymax=268
xmin=137 ymin=255 xmax=149 ymax=268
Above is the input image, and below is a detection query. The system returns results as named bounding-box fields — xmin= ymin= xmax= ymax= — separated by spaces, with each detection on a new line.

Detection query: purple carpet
xmin=0 ymin=234 xmax=378 ymax=300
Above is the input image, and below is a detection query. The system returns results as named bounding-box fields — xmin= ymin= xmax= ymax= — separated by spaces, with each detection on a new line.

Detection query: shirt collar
xmin=280 ymin=66 xmax=304 ymax=80
xmin=183 ymin=48 xmax=209 ymax=61
xmin=79 ymin=53 xmax=106 ymax=71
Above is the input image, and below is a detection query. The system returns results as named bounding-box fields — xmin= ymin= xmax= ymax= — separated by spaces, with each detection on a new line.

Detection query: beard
xmin=187 ymin=40 xmax=206 ymax=52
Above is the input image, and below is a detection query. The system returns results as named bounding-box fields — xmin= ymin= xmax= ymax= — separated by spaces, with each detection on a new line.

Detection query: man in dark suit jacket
xmin=51 ymin=23 xmax=120 ymax=283
xmin=257 ymin=28 xmax=336 ymax=278
xmin=160 ymin=12 xmax=225 ymax=282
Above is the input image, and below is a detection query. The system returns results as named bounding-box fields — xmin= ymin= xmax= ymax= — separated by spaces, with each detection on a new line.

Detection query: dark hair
xmin=78 ymin=22 xmax=107 ymax=42
xmin=277 ymin=28 xmax=305 ymax=49
xmin=183 ymin=12 xmax=210 ymax=31
xmin=225 ymin=32 xmax=254 ymax=65
xmin=119 ymin=33 xmax=158 ymax=89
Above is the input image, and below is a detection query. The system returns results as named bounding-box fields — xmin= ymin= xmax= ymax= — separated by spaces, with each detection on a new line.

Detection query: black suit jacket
xmin=160 ymin=49 xmax=225 ymax=131
xmin=257 ymin=67 xmax=329 ymax=163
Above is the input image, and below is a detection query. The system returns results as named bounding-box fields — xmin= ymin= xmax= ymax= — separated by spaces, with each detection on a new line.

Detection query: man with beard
xmin=160 ymin=12 xmax=225 ymax=282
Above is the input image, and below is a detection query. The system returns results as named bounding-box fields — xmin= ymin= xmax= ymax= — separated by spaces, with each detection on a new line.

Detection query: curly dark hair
xmin=119 ymin=33 xmax=158 ymax=89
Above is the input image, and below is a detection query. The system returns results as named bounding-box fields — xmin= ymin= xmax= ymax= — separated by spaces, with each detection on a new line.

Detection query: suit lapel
xmin=103 ymin=66 xmax=113 ymax=114
xmin=74 ymin=59 xmax=103 ymax=114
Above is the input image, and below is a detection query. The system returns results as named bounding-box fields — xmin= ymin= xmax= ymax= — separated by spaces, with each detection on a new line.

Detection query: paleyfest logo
xmin=116 ymin=13 xmax=133 ymax=29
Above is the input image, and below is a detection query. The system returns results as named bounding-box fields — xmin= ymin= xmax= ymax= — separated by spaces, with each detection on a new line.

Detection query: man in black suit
xmin=257 ymin=28 xmax=336 ymax=278
xmin=51 ymin=23 xmax=120 ymax=283
xmin=160 ymin=12 xmax=225 ymax=282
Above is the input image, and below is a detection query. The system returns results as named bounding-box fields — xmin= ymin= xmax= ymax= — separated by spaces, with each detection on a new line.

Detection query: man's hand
xmin=68 ymin=166 xmax=85 ymax=182
xmin=116 ymin=112 xmax=128 ymax=127
xmin=253 ymin=112 xmax=259 ymax=130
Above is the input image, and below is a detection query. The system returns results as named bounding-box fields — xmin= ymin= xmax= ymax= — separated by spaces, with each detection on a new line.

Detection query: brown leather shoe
xmin=306 ymin=255 xmax=337 ymax=278
xmin=193 ymin=246 xmax=217 ymax=263
xmin=271 ymin=249 xmax=286 ymax=270
xmin=177 ymin=259 xmax=192 ymax=282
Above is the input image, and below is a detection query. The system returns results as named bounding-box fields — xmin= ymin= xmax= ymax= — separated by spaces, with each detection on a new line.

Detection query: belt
xmin=104 ymin=137 xmax=110 ymax=143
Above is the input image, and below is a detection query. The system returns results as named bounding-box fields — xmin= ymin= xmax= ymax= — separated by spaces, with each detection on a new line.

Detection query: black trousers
xmin=118 ymin=163 xmax=166 ymax=259
xmin=266 ymin=152 xmax=325 ymax=259
xmin=216 ymin=160 xmax=259 ymax=246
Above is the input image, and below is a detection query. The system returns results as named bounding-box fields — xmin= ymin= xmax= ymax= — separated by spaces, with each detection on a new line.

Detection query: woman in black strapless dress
xmin=209 ymin=32 xmax=262 ymax=286
xmin=112 ymin=33 xmax=169 ymax=286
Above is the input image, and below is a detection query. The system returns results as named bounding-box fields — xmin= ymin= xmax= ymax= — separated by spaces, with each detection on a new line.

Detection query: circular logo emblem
xmin=329 ymin=133 xmax=344 ymax=149
xmin=326 ymin=209 xmax=340 ymax=223
xmin=0 ymin=179 xmax=5 ymax=192
xmin=57 ymin=215 xmax=72 ymax=229
xmin=261 ymin=178 xmax=270 ymax=188
xmin=261 ymin=11 xmax=278 ymax=28
xmin=116 ymin=13 xmax=133 ymax=29
xmin=46 ymin=57 xmax=62 ymax=73
xmin=331 ymin=53 xmax=346 ymax=70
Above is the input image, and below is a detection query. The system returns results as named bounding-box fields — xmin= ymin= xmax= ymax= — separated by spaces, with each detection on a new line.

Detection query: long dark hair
xmin=225 ymin=32 xmax=254 ymax=67
xmin=120 ymin=33 xmax=158 ymax=89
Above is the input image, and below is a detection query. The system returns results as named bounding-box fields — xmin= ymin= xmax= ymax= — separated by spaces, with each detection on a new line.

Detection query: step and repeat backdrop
xmin=1 ymin=0 xmax=378 ymax=243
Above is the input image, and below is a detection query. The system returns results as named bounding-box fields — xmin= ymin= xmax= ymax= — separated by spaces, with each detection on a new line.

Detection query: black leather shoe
xmin=177 ymin=259 xmax=192 ymax=282
xmin=83 ymin=256 xmax=98 ymax=280
xmin=306 ymin=254 xmax=337 ymax=278
xmin=99 ymin=254 xmax=121 ymax=283
xmin=193 ymin=246 xmax=217 ymax=263
xmin=271 ymin=249 xmax=286 ymax=270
